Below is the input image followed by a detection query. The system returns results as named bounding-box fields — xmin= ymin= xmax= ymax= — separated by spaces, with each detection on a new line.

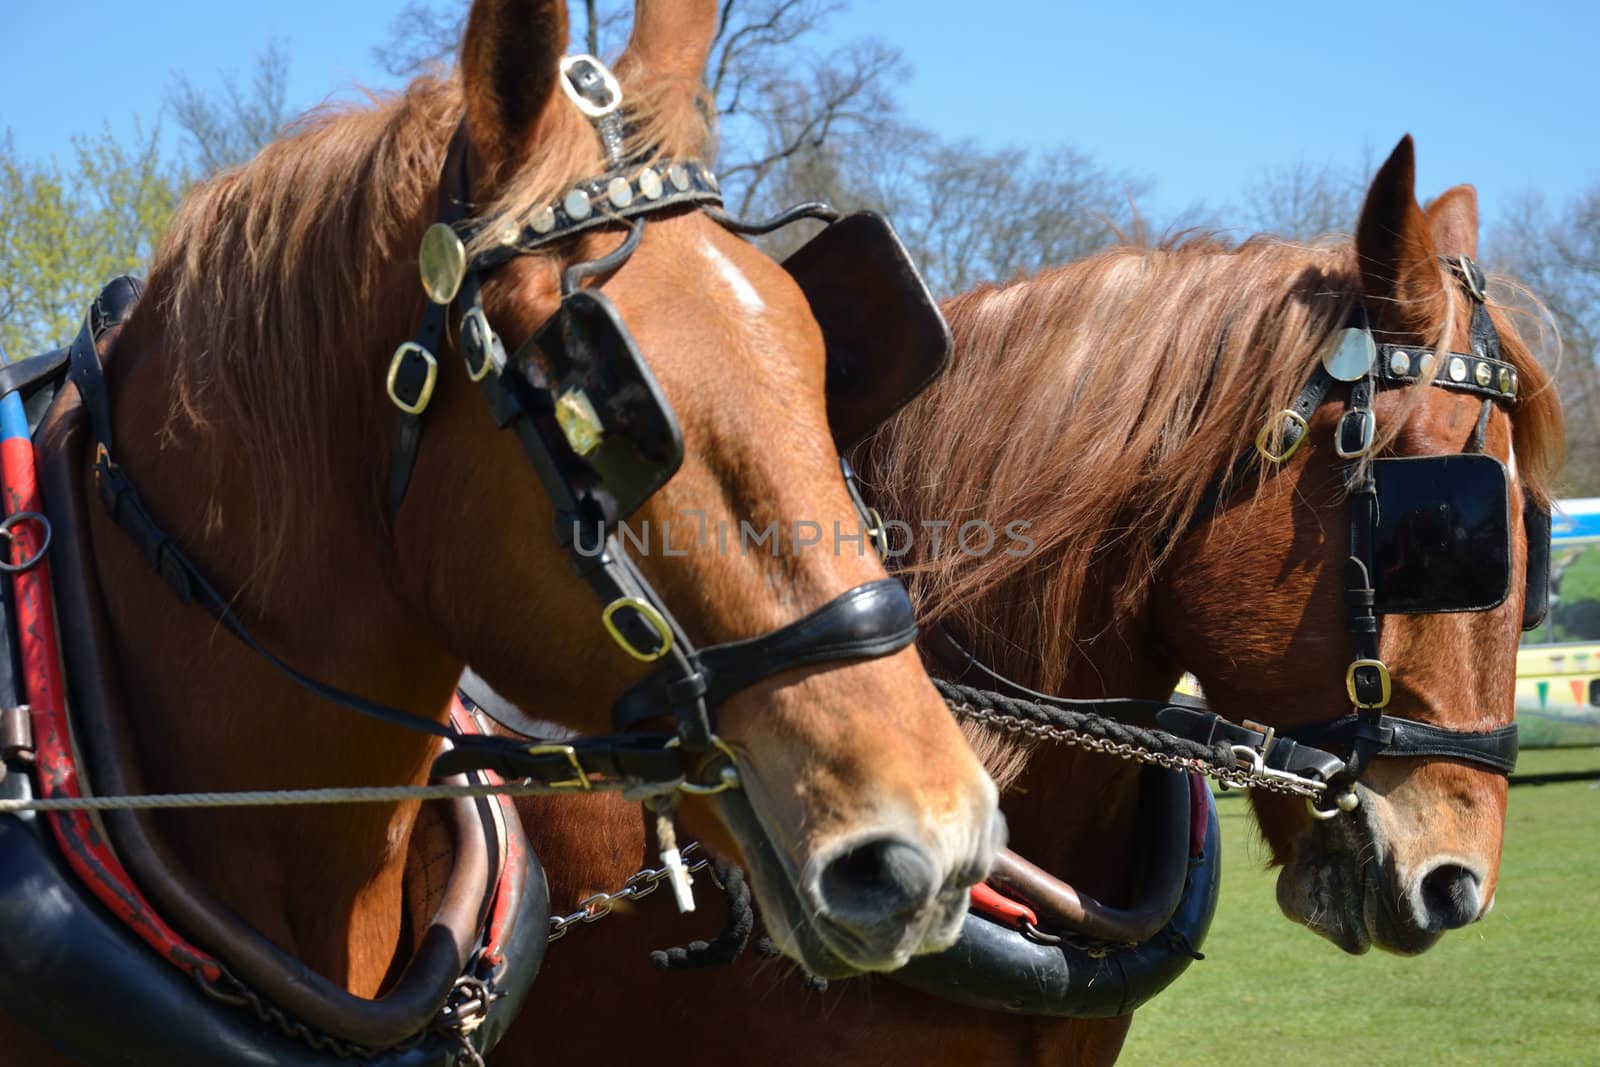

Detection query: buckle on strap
xmin=387 ymin=342 xmax=438 ymax=415
xmin=1453 ymin=254 xmax=1487 ymax=302
xmin=461 ymin=306 xmax=500 ymax=382
xmin=523 ymin=743 xmax=593 ymax=791
xmin=1255 ymin=410 xmax=1309 ymax=464
xmin=1346 ymin=658 xmax=1392 ymax=710
xmin=1334 ymin=409 xmax=1375 ymax=459
xmin=602 ymin=596 xmax=675 ymax=662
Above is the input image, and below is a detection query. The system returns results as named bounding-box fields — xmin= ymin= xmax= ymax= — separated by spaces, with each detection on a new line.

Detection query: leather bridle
xmin=936 ymin=255 xmax=1542 ymax=815
xmin=63 ymin=56 xmax=931 ymax=797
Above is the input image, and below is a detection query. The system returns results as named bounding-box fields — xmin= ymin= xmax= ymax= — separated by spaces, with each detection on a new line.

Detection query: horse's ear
xmin=1355 ymin=135 xmax=1445 ymax=333
xmin=1424 ymin=184 xmax=1480 ymax=261
xmin=461 ymin=0 xmax=570 ymax=181
xmin=619 ymin=0 xmax=718 ymax=82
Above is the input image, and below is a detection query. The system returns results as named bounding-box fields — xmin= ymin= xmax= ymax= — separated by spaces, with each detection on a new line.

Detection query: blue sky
xmin=3 ymin=0 xmax=1596 ymax=230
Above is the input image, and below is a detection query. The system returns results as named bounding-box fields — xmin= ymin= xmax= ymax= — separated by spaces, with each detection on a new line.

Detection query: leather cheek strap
xmin=612 ymin=578 xmax=918 ymax=730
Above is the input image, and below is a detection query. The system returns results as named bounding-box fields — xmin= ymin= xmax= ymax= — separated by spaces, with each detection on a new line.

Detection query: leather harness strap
xmin=929 ymin=626 xmax=1349 ymax=785
xmin=386 ymin=126 xmax=471 ymax=522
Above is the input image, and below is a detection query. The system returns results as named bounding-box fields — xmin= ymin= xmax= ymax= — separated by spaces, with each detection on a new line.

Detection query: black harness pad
xmin=529 ymin=290 xmax=684 ymax=522
xmin=1522 ymin=493 xmax=1551 ymax=631
xmin=1370 ymin=454 xmax=1512 ymax=615
xmin=782 ymin=212 xmax=953 ymax=447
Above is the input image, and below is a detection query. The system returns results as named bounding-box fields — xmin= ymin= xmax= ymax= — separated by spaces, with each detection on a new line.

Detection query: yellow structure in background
xmin=1514 ymin=499 xmax=1600 ymax=746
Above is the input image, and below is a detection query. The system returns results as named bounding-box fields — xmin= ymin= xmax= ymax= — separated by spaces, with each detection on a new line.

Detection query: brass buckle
xmin=865 ymin=507 xmax=887 ymax=561
xmin=386 ymin=343 xmax=438 ymax=415
xmin=601 ymin=596 xmax=674 ymax=662
xmin=1456 ymin=254 xmax=1486 ymax=302
xmin=1346 ymin=658 xmax=1392 ymax=709
xmin=1241 ymin=719 xmax=1276 ymax=759
xmin=1255 ymin=410 xmax=1308 ymax=464
xmin=524 ymin=743 xmax=592 ymax=790
xmin=668 ymin=735 xmax=742 ymax=796
xmin=460 ymin=307 xmax=498 ymax=382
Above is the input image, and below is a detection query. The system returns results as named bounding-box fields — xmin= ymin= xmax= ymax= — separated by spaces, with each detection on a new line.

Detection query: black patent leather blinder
xmin=1522 ymin=492 xmax=1551 ymax=632
xmin=782 ymin=212 xmax=953 ymax=448
xmin=521 ymin=290 xmax=685 ymax=524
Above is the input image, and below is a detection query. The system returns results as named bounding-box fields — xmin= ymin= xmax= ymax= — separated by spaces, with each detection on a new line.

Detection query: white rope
xmin=0 ymin=780 xmax=590 ymax=814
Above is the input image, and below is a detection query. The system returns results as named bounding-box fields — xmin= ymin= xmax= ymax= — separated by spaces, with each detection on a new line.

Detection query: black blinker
xmin=1522 ymin=493 xmax=1551 ymax=632
xmin=527 ymin=290 xmax=684 ymax=523
xmin=782 ymin=213 xmax=953 ymax=448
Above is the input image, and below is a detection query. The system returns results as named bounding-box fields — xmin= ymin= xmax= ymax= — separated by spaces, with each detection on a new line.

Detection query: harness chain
xmin=935 ymin=680 xmax=1327 ymax=800
xmin=545 ymin=682 xmax=1329 ymax=947
xmin=546 ymin=842 xmax=713 ymax=941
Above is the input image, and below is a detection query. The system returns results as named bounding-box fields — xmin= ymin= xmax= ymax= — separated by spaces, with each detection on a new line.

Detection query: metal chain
xmin=947 ymin=703 xmax=1327 ymax=799
xmin=195 ymin=964 xmax=400 ymax=1061
xmin=547 ymin=842 xmax=712 ymax=942
xmin=542 ymin=699 xmax=1332 ymax=944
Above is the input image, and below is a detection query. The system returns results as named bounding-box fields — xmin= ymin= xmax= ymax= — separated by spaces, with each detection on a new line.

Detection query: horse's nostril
xmin=1418 ymin=863 xmax=1482 ymax=931
xmin=816 ymin=836 xmax=938 ymax=926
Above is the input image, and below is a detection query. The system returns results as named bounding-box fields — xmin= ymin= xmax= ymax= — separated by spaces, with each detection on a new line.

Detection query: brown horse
xmin=492 ymin=136 xmax=1561 ymax=1065
xmin=0 ymin=1 xmax=1001 ymax=1062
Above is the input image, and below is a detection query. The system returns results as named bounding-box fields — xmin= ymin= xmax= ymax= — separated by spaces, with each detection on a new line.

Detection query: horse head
xmin=1153 ymin=136 xmax=1561 ymax=954
xmin=393 ymin=0 xmax=999 ymax=976
xmin=104 ymin=0 xmax=998 ymax=990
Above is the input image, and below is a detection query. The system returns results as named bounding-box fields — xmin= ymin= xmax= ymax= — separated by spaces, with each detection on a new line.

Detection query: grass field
xmin=1518 ymin=713 xmax=1600 ymax=748
xmin=1121 ymin=748 xmax=1600 ymax=1065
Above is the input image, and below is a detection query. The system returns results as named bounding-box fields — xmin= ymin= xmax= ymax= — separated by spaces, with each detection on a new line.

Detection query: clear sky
xmin=3 ymin=0 xmax=1596 ymax=230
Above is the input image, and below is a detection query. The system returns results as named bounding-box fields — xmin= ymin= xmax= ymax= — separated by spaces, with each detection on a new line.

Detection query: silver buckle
xmin=558 ymin=55 xmax=623 ymax=119
xmin=460 ymin=307 xmax=499 ymax=382
xmin=1334 ymin=409 xmax=1374 ymax=459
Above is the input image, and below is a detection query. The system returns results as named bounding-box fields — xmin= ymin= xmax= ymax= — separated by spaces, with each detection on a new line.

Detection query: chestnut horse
xmin=0 ymin=1 xmax=1001 ymax=1063
xmin=492 ymin=136 xmax=1561 ymax=1065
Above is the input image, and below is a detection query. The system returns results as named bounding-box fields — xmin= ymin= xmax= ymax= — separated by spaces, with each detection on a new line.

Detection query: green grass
xmin=1520 ymin=714 xmax=1600 ymax=748
xmin=1548 ymin=546 xmax=1600 ymax=643
xmin=1124 ymin=750 xmax=1600 ymax=1065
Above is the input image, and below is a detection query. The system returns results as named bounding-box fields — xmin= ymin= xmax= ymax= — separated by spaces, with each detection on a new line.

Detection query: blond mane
xmin=865 ymin=238 xmax=1563 ymax=695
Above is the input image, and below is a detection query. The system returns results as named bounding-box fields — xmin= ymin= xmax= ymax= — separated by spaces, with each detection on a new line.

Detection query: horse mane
xmin=865 ymin=236 xmax=1564 ymax=695
xmin=149 ymin=65 xmax=713 ymax=569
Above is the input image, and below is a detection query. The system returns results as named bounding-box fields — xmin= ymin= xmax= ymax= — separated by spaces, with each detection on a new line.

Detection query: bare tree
xmin=374 ymin=2 xmax=909 ymax=214
xmin=1240 ymin=159 xmax=1367 ymax=242
xmin=1492 ymin=188 xmax=1600 ymax=494
xmin=166 ymin=41 xmax=292 ymax=174
xmin=370 ymin=2 xmax=1140 ymax=296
